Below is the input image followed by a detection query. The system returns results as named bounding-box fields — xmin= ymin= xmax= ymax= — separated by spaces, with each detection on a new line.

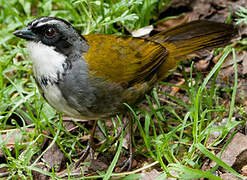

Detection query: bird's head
xmin=14 ymin=16 xmax=88 ymax=56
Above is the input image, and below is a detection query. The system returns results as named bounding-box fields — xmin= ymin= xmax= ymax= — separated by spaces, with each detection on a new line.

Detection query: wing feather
xmin=83 ymin=34 xmax=168 ymax=86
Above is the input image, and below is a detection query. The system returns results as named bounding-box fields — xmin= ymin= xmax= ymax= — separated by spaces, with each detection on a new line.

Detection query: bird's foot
xmin=117 ymin=152 xmax=133 ymax=172
xmin=74 ymin=142 xmax=95 ymax=168
xmin=117 ymin=116 xmax=133 ymax=172
xmin=73 ymin=120 xmax=98 ymax=168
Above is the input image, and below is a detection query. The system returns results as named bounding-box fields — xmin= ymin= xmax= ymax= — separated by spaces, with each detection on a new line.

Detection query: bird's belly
xmin=43 ymin=84 xmax=81 ymax=117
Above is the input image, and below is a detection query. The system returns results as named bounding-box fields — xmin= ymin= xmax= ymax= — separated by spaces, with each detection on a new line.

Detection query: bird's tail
xmin=150 ymin=20 xmax=238 ymax=79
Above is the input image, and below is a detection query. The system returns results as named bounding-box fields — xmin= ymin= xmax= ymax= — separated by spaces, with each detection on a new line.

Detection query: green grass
xmin=0 ymin=0 xmax=246 ymax=179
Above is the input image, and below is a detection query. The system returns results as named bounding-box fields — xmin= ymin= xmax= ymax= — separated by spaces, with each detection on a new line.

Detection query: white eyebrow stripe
xmin=35 ymin=20 xmax=59 ymax=27
xmin=31 ymin=17 xmax=47 ymax=26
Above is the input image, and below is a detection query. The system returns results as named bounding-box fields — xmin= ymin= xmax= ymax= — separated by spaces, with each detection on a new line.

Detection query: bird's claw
xmin=74 ymin=143 xmax=94 ymax=168
xmin=117 ymin=153 xmax=133 ymax=172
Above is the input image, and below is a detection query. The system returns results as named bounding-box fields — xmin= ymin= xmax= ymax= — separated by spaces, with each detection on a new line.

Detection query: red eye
xmin=45 ymin=28 xmax=55 ymax=37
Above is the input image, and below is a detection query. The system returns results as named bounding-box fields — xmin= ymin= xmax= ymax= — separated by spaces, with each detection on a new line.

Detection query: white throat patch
xmin=27 ymin=41 xmax=66 ymax=85
xmin=26 ymin=41 xmax=80 ymax=117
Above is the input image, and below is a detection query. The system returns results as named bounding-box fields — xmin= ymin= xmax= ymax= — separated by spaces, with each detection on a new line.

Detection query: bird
xmin=14 ymin=16 xmax=237 ymax=171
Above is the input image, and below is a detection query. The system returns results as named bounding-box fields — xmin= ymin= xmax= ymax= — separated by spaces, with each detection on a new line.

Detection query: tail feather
xmin=150 ymin=20 xmax=238 ymax=79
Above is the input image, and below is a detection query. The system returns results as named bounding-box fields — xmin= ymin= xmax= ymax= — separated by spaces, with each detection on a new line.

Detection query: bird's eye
xmin=45 ymin=28 xmax=55 ymax=37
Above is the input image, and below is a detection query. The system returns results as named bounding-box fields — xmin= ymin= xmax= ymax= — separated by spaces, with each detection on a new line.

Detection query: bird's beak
xmin=13 ymin=27 xmax=37 ymax=41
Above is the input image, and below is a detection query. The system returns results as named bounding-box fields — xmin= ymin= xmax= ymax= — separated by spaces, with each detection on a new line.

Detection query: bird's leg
xmin=118 ymin=117 xmax=133 ymax=172
xmin=93 ymin=116 xmax=133 ymax=171
xmin=74 ymin=120 xmax=98 ymax=167
xmin=96 ymin=117 xmax=128 ymax=147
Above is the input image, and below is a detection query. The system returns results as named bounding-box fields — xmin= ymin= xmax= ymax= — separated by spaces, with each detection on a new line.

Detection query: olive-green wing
xmin=83 ymin=34 xmax=168 ymax=86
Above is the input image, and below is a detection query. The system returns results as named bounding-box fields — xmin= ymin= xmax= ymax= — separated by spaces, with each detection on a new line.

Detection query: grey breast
xmin=57 ymin=56 xmax=126 ymax=119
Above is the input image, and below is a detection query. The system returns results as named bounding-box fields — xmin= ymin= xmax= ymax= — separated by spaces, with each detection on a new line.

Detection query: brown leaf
xmin=0 ymin=128 xmax=35 ymax=157
xmin=0 ymin=167 xmax=9 ymax=178
xmin=88 ymin=159 xmax=108 ymax=172
xmin=42 ymin=140 xmax=65 ymax=171
xmin=155 ymin=14 xmax=189 ymax=32
xmin=241 ymin=53 xmax=247 ymax=74
xmin=170 ymin=79 xmax=185 ymax=96
xmin=221 ymin=51 xmax=245 ymax=69
xmin=32 ymin=163 xmax=49 ymax=180
xmin=194 ymin=59 xmax=210 ymax=71
xmin=217 ymin=133 xmax=247 ymax=171
xmin=241 ymin=164 xmax=247 ymax=176
xmin=63 ymin=121 xmax=78 ymax=132
xmin=140 ymin=169 xmax=161 ymax=180
xmin=56 ymin=166 xmax=89 ymax=178
xmin=220 ymin=173 xmax=241 ymax=180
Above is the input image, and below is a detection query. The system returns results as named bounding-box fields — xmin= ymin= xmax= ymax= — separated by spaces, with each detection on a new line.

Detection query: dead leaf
xmin=194 ymin=59 xmax=210 ymax=71
xmin=155 ymin=14 xmax=189 ymax=32
xmin=220 ymin=173 xmax=241 ymax=180
xmin=167 ymin=170 xmax=179 ymax=180
xmin=0 ymin=128 xmax=35 ymax=157
xmin=170 ymin=79 xmax=185 ymax=96
xmin=140 ymin=169 xmax=161 ymax=180
xmin=201 ymin=159 xmax=211 ymax=172
xmin=132 ymin=25 xmax=153 ymax=37
xmin=217 ymin=133 xmax=247 ymax=171
xmin=187 ymin=0 xmax=231 ymax=22
xmin=241 ymin=164 xmax=247 ymax=176
xmin=88 ymin=159 xmax=108 ymax=172
xmin=221 ymin=51 xmax=245 ymax=69
xmin=241 ymin=53 xmax=247 ymax=74
xmin=166 ymin=0 xmax=193 ymax=9
xmin=13 ymin=53 xmax=25 ymax=64
xmin=32 ymin=162 xmax=49 ymax=180
xmin=42 ymin=140 xmax=65 ymax=171
xmin=56 ymin=166 xmax=88 ymax=178
xmin=63 ymin=121 xmax=78 ymax=132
